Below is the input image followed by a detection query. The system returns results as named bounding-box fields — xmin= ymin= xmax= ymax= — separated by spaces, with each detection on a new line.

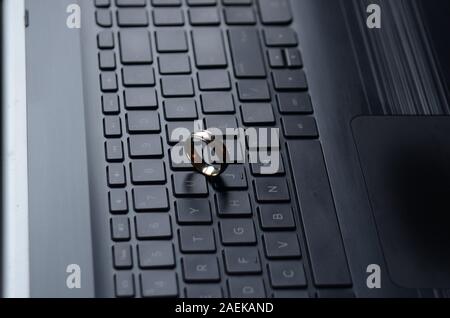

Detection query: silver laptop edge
xmin=2 ymin=0 xmax=30 ymax=298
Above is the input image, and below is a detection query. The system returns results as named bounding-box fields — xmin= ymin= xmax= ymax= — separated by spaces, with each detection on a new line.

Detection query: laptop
xmin=2 ymin=0 xmax=450 ymax=298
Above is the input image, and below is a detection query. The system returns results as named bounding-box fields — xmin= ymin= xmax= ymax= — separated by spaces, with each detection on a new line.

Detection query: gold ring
xmin=184 ymin=130 xmax=228 ymax=177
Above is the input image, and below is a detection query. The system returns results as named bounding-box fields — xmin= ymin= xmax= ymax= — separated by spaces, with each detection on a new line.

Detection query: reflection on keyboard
xmin=95 ymin=0 xmax=352 ymax=298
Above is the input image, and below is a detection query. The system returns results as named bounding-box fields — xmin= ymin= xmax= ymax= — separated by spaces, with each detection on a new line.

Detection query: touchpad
xmin=352 ymin=116 xmax=450 ymax=288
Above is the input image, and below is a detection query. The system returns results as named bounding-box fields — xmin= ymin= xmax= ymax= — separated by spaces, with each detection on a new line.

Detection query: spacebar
xmin=287 ymin=140 xmax=352 ymax=286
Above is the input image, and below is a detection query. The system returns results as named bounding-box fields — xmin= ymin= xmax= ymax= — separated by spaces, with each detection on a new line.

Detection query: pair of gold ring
xmin=184 ymin=131 xmax=228 ymax=177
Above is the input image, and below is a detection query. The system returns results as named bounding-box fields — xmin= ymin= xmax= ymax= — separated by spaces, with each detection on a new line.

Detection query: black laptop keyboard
xmin=94 ymin=0 xmax=352 ymax=298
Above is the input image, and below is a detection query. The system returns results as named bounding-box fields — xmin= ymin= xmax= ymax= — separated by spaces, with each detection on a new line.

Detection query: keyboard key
xmin=189 ymin=8 xmax=220 ymax=25
xmin=220 ymin=219 xmax=256 ymax=245
xmin=99 ymin=51 xmax=116 ymax=70
xmin=130 ymin=160 xmax=166 ymax=184
xmin=105 ymin=140 xmax=124 ymax=162
xmin=198 ymin=70 xmax=231 ymax=91
xmin=172 ymin=173 xmax=208 ymax=197
xmin=254 ymin=178 xmax=290 ymax=202
xmin=102 ymin=94 xmax=120 ymax=114
xmin=156 ymin=29 xmax=188 ymax=53
xmin=135 ymin=214 xmax=172 ymax=239
xmin=104 ymin=117 xmax=122 ymax=137
xmin=95 ymin=0 xmax=111 ymax=8
xmin=282 ymin=117 xmax=318 ymax=138
xmin=251 ymin=153 xmax=285 ymax=175
xmin=216 ymin=192 xmax=252 ymax=216
xmin=268 ymin=261 xmax=307 ymax=288
xmin=228 ymin=278 xmax=266 ymax=298
xmin=228 ymin=29 xmax=265 ymax=78
xmin=268 ymin=49 xmax=285 ymax=68
xmin=186 ymin=285 xmax=223 ymax=298
xmin=263 ymin=232 xmax=301 ymax=259
xmin=114 ymin=273 xmax=135 ymax=298
xmin=237 ymin=80 xmax=270 ymax=101
xmin=124 ymin=88 xmax=158 ymax=109
xmin=192 ymin=29 xmax=227 ymax=68
xmin=204 ymin=115 xmax=238 ymax=132
xmin=285 ymin=48 xmax=303 ymax=68
xmin=223 ymin=247 xmax=261 ymax=274
xmin=111 ymin=217 xmax=131 ymax=241
xmin=258 ymin=0 xmax=292 ymax=25
xmin=126 ymin=111 xmax=161 ymax=134
xmin=161 ymin=76 xmax=194 ymax=97
xmin=287 ymin=140 xmax=352 ymax=286
xmin=122 ymin=66 xmax=155 ymax=86
xmin=166 ymin=122 xmax=197 ymax=143
xmin=277 ymin=93 xmax=313 ymax=114
xmin=152 ymin=0 xmax=181 ymax=6
xmin=176 ymin=199 xmax=212 ymax=224
xmin=224 ymin=7 xmax=256 ymax=25
xmin=212 ymin=165 xmax=248 ymax=190
xmin=241 ymin=103 xmax=275 ymax=125
xmin=158 ymin=54 xmax=191 ymax=75
xmin=117 ymin=8 xmax=149 ymax=27
xmin=140 ymin=271 xmax=178 ymax=298
xmin=126 ymin=111 xmax=161 ymax=133
xmin=182 ymin=256 xmax=220 ymax=282
xmin=116 ymin=0 xmax=146 ymax=6
xmin=107 ymin=164 xmax=126 ymax=187
xmin=201 ymin=93 xmax=235 ymax=113
xmin=153 ymin=8 xmax=184 ymax=26
xmin=264 ymin=28 xmax=298 ymax=47
xmin=222 ymin=138 xmax=248 ymax=163
xmin=164 ymin=99 xmax=198 ymax=120
xmin=119 ymin=30 xmax=153 ymax=64
xmin=128 ymin=135 xmax=163 ymax=158
xmin=169 ymin=149 xmax=194 ymax=170
xmin=204 ymin=115 xmax=237 ymax=134
xmin=246 ymin=127 xmax=280 ymax=150
xmin=188 ymin=0 xmax=217 ymax=6
xmin=113 ymin=244 xmax=133 ymax=269
xmin=259 ymin=204 xmax=295 ymax=230
xmin=138 ymin=242 xmax=175 ymax=268
xmin=223 ymin=0 xmax=252 ymax=4
xmin=179 ymin=227 xmax=216 ymax=253
xmin=98 ymin=30 xmax=115 ymax=49
xmin=133 ymin=187 xmax=169 ymax=211
xmin=109 ymin=189 xmax=128 ymax=214
xmin=96 ymin=10 xmax=113 ymax=27
xmin=100 ymin=72 xmax=118 ymax=92
xmin=272 ymin=70 xmax=308 ymax=90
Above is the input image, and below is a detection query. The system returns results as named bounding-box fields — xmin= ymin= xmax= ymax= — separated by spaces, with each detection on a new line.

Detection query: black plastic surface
xmin=353 ymin=116 xmax=450 ymax=288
